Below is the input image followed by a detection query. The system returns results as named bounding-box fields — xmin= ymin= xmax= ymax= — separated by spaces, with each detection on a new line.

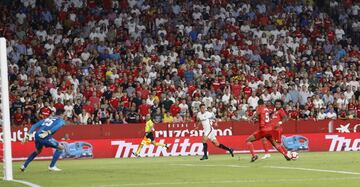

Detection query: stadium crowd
xmin=1 ymin=0 xmax=360 ymax=126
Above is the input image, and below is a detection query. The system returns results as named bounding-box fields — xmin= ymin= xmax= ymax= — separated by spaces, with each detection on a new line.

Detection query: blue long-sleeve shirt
xmin=29 ymin=116 xmax=65 ymax=137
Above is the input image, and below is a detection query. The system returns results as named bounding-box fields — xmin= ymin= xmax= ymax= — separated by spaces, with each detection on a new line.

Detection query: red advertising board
xmin=3 ymin=119 xmax=360 ymax=142
xmin=6 ymin=133 xmax=360 ymax=160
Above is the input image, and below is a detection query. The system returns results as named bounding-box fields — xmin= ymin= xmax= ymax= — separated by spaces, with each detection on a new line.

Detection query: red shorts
xmin=272 ymin=128 xmax=283 ymax=143
xmin=252 ymin=129 xmax=274 ymax=141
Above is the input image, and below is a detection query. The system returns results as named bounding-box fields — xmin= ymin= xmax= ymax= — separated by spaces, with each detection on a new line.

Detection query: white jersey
xmin=197 ymin=111 xmax=216 ymax=131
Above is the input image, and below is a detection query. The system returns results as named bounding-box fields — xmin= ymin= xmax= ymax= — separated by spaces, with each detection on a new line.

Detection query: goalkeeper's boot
xmin=250 ymin=155 xmax=259 ymax=162
xmin=20 ymin=165 xmax=26 ymax=172
xmin=200 ymin=155 xmax=208 ymax=160
xmin=229 ymin=148 xmax=234 ymax=157
xmin=48 ymin=166 xmax=62 ymax=171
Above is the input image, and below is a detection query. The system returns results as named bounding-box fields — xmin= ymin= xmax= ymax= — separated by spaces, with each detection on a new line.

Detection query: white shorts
xmin=203 ymin=128 xmax=217 ymax=141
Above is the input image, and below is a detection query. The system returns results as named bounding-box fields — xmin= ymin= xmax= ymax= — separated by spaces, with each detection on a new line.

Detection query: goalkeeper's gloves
xmin=39 ymin=130 xmax=51 ymax=138
xmin=22 ymin=133 xmax=30 ymax=144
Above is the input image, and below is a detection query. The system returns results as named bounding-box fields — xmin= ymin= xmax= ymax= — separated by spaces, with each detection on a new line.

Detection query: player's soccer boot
xmin=132 ymin=152 xmax=140 ymax=158
xmin=250 ymin=155 xmax=259 ymax=162
xmin=165 ymin=144 xmax=170 ymax=150
xmin=229 ymin=148 xmax=234 ymax=157
xmin=20 ymin=165 xmax=26 ymax=172
xmin=48 ymin=166 xmax=62 ymax=171
xmin=261 ymin=154 xmax=271 ymax=160
xmin=200 ymin=155 xmax=208 ymax=160
xmin=285 ymin=151 xmax=292 ymax=161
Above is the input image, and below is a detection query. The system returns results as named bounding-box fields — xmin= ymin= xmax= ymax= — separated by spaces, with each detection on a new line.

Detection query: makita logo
xmin=155 ymin=128 xmax=233 ymax=138
xmin=0 ymin=127 xmax=35 ymax=142
xmin=326 ymin=135 xmax=360 ymax=151
xmin=111 ymin=139 xmax=204 ymax=158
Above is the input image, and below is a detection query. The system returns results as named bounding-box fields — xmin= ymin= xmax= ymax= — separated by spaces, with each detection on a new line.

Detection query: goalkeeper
xmin=133 ymin=114 xmax=168 ymax=157
xmin=21 ymin=109 xmax=66 ymax=172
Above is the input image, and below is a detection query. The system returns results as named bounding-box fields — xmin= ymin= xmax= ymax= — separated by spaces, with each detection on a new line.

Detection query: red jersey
xmin=270 ymin=108 xmax=287 ymax=128
xmin=256 ymin=106 xmax=271 ymax=130
xmin=40 ymin=107 xmax=52 ymax=118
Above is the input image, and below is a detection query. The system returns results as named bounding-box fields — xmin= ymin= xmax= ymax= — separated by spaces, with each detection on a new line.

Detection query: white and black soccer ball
xmin=290 ymin=151 xmax=299 ymax=160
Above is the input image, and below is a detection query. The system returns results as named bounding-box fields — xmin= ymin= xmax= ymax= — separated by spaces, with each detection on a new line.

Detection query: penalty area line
xmin=265 ymin=166 xmax=360 ymax=175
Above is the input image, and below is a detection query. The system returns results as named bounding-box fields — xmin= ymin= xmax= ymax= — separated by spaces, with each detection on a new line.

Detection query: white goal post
xmin=0 ymin=37 xmax=13 ymax=180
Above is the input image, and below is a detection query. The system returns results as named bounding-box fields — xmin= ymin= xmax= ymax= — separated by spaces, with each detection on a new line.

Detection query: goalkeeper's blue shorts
xmin=35 ymin=135 xmax=60 ymax=150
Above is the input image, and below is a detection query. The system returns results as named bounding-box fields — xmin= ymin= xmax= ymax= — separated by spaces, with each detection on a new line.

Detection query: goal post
xmin=0 ymin=37 xmax=13 ymax=180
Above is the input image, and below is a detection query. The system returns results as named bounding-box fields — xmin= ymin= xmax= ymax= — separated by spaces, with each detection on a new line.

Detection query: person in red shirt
xmin=89 ymin=92 xmax=100 ymax=107
xmin=231 ymin=80 xmax=241 ymax=98
xmin=13 ymin=108 xmax=24 ymax=126
xmin=138 ymin=99 xmax=150 ymax=121
xmin=243 ymin=82 xmax=252 ymax=98
xmin=170 ymin=100 xmax=181 ymax=117
xmin=54 ymin=98 xmax=65 ymax=111
xmin=109 ymin=95 xmax=120 ymax=111
xmin=356 ymin=102 xmax=360 ymax=118
xmin=39 ymin=102 xmax=52 ymax=119
xmin=82 ymin=100 xmax=95 ymax=115
xmin=262 ymin=99 xmax=289 ymax=159
xmin=289 ymin=109 xmax=300 ymax=120
xmin=246 ymin=99 xmax=291 ymax=162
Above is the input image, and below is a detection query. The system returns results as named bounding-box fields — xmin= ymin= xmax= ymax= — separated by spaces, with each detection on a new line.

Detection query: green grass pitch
xmin=1 ymin=152 xmax=360 ymax=187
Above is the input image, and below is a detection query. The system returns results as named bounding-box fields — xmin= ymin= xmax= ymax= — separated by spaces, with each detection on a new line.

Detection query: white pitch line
xmin=265 ymin=166 xmax=360 ymax=175
xmin=170 ymin=163 xmax=249 ymax=168
xmin=94 ymin=176 xmax=360 ymax=187
xmin=12 ymin=179 xmax=41 ymax=187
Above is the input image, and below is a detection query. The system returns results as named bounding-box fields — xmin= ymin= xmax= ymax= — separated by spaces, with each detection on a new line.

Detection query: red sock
xmin=275 ymin=144 xmax=288 ymax=156
xmin=262 ymin=140 xmax=269 ymax=154
xmin=247 ymin=142 xmax=255 ymax=157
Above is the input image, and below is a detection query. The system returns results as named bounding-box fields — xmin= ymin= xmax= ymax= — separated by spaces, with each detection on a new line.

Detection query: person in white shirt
xmin=196 ymin=104 xmax=234 ymax=160
xmin=317 ymin=108 xmax=327 ymax=120
xmin=221 ymin=90 xmax=231 ymax=105
xmin=326 ymin=107 xmax=337 ymax=120
xmin=178 ymin=99 xmax=189 ymax=117
xmin=202 ymin=92 xmax=213 ymax=108
xmin=248 ymin=92 xmax=259 ymax=109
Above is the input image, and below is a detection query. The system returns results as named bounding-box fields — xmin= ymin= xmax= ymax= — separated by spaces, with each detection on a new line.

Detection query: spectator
xmin=126 ymin=106 xmax=140 ymax=123
xmin=326 ymin=106 xmax=338 ymax=120
xmin=163 ymin=111 xmax=174 ymax=123
xmin=248 ymin=92 xmax=259 ymax=109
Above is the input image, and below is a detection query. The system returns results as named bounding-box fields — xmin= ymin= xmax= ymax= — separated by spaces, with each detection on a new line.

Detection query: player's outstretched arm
xmin=23 ymin=119 xmax=45 ymax=143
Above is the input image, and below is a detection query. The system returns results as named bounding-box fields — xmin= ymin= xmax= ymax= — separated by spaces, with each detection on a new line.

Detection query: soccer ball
xmin=290 ymin=151 xmax=299 ymax=160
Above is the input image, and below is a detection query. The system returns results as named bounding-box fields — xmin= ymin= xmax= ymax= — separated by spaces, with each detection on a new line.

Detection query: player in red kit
xmin=261 ymin=99 xmax=289 ymax=159
xmin=246 ymin=99 xmax=291 ymax=162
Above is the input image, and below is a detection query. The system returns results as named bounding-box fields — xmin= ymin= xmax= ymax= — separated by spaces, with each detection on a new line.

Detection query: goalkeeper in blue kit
xmin=21 ymin=109 xmax=66 ymax=172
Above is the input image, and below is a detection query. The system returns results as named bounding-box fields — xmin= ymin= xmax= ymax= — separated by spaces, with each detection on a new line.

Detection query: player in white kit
xmin=196 ymin=104 xmax=234 ymax=160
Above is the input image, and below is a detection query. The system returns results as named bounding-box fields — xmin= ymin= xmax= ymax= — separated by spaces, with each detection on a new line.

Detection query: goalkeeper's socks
xmin=50 ymin=149 xmax=62 ymax=168
xmin=202 ymin=143 xmax=208 ymax=156
xmin=23 ymin=151 xmax=38 ymax=168
xmin=247 ymin=142 xmax=255 ymax=157
xmin=218 ymin=144 xmax=231 ymax=151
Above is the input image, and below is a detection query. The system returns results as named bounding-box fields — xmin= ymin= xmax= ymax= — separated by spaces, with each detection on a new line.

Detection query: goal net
xmin=0 ymin=37 xmax=13 ymax=181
